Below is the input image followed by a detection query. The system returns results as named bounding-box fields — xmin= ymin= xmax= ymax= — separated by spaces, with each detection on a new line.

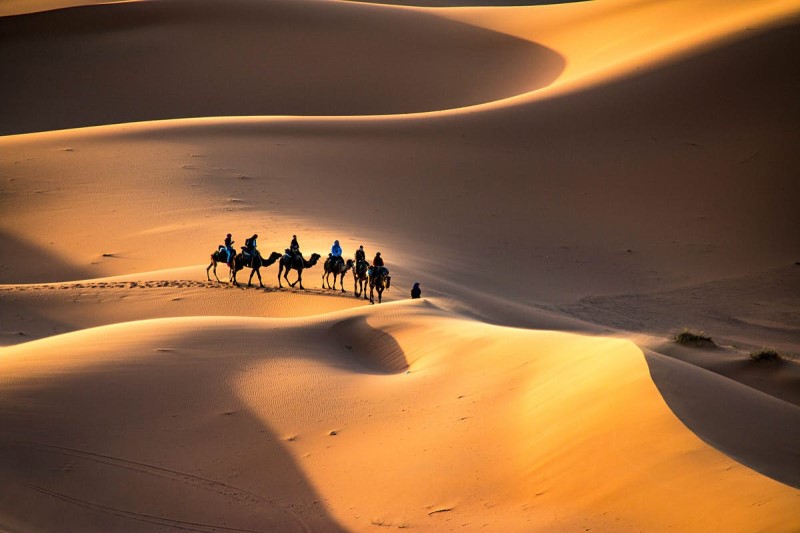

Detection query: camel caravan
xmin=206 ymin=234 xmax=391 ymax=303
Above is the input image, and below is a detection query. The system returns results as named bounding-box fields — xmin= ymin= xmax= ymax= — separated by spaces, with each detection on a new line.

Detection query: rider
xmin=355 ymin=245 xmax=366 ymax=264
xmin=370 ymin=252 xmax=384 ymax=279
xmin=244 ymin=234 xmax=259 ymax=265
xmin=224 ymin=233 xmax=235 ymax=266
xmin=289 ymin=234 xmax=300 ymax=258
xmin=331 ymin=240 xmax=343 ymax=267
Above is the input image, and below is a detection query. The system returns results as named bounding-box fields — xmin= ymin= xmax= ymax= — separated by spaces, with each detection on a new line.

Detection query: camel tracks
xmin=25 ymin=443 xmax=310 ymax=533
xmin=30 ymin=485 xmax=269 ymax=533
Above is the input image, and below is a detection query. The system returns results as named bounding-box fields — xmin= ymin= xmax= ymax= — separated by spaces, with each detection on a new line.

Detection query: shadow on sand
xmin=0 ymin=339 xmax=347 ymax=532
xmin=645 ymin=349 xmax=800 ymax=489
xmin=0 ymin=230 xmax=93 ymax=284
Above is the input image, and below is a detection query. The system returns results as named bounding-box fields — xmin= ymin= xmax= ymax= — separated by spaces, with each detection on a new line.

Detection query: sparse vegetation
xmin=749 ymin=349 xmax=783 ymax=363
xmin=674 ymin=329 xmax=715 ymax=347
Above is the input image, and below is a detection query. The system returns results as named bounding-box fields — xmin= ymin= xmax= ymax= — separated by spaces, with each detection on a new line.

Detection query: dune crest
xmin=3 ymin=302 xmax=796 ymax=531
xmin=0 ymin=0 xmax=564 ymax=135
xmin=440 ymin=0 xmax=800 ymax=101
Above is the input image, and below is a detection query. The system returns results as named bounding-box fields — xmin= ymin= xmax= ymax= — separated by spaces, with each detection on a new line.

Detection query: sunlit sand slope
xmin=2 ymin=15 xmax=798 ymax=348
xmin=1 ymin=301 xmax=797 ymax=532
xmin=437 ymin=0 xmax=800 ymax=98
xmin=0 ymin=0 xmax=563 ymax=135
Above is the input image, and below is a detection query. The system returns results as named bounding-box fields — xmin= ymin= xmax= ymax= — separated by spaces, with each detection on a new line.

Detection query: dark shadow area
xmin=0 ymin=333 xmax=347 ymax=532
xmin=0 ymin=286 xmax=77 ymax=346
xmin=330 ymin=315 xmax=410 ymax=374
xmin=0 ymin=0 xmax=564 ymax=135
xmin=644 ymin=349 xmax=800 ymax=489
xmin=0 ymin=230 xmax=92 ymax=284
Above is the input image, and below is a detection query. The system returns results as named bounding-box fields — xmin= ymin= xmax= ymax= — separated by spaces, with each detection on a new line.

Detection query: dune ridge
xmin=0 ymin=0 xmax=564 ymax=135
xmin=2 ymin=301 xmax=798 ymax=531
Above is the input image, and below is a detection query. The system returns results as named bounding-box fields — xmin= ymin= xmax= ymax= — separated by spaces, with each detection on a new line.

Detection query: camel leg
xmin=294 ymin=269 xmax=304 ymax=289
xmin=207 ymin=261 xmax=219 ymax=282
xmin=278 ymin=266 xmax=284 ymax=288
xmin=339 ymin=274 xmax=346 ymax=293
xmin=248 ymin=268 xmax=255 ymax=287
xmin=255 ymin=267 xmax=263 ymax=288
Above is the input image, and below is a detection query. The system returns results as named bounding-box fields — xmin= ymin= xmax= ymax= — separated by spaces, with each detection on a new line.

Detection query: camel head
xmin=345 ymin=259 xmax=354 ymax=271
xmin=309 ymin=253 xmax=321 ymax=265
xmin=268 ymin=251 xmax=282 ymax=262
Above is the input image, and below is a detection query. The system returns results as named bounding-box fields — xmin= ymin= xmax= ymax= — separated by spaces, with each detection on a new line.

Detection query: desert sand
xmin=1 ymin=0 xmax=799 ymax=531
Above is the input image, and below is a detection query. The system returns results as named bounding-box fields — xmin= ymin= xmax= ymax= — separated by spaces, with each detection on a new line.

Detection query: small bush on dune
xmin=674 ymin=329 xmax=715 ymax=347
xmin=749 ymin=349 xmax=783 ymax=363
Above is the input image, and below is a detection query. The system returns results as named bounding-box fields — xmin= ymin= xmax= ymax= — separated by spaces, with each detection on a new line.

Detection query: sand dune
xmin=0 ymin=0 xmax=563 ymax=135
xmin=2 ymin=0 xmax=799 ymax=530
xmin=2 ymin=301 xmax=798 ymax=532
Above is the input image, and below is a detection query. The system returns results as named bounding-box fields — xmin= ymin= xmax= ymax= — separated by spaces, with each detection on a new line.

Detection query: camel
xmin=322 ymin=256 xmax=354 ymax=292
xmin=352 ymin=259 xmax=369 ymax=299
xmin=369 ymin=266 xmax=391 ymax=304
xmin=278 ymin=252 xmax=321 ymax=289
xmin=231 ymin=251 xmax=282 ymax=288
xmin=206 ymin=248 xmax=235 ymax=283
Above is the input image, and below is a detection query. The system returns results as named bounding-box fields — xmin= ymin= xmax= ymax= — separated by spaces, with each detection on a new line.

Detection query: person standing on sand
xmin=411 ymin=282 xmax=421 ymax=299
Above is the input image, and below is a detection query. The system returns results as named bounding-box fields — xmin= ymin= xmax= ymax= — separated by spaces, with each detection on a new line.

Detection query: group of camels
xmin=206 ymin=246 xmax=390 ymax=304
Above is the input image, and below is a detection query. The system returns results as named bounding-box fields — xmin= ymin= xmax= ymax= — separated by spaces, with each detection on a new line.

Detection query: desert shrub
xmin=674 ymin=329 xmax=715 ymax=347
xmin=749 ymin=349 xmax=783 ymax=362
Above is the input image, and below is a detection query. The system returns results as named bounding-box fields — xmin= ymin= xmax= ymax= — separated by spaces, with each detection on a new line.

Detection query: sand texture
xmin=1 ymin=0 xmax=799 ymax=531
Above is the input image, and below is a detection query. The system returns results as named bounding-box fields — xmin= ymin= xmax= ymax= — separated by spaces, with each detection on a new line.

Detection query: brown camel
xmin=278 ymin=252 xmax=321 ymax=289
xmin=323 ymin=256 xmax=354 ymax=292
xmin=231 ymin=251 xmax=282 ymax=288
xmin=206 ymin=248 xmax=235 ymax=283
xmin=369 ymin=266 xmax=391 ymax=304
xmin=352 ymin=259 xmax=369 ymax=299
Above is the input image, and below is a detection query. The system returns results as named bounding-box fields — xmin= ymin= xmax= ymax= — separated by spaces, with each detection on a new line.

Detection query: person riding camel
xmin=289 ymin=234 xmax=300 ymax=259
xmin=224 ymin=233 xmax=235 ymax=266
xmin=331 ymin=240 xmax=343 ymax=268
xmin=244 ymin=234 xmax=260 ymax=267
xmin=355 ymin=245 xmax=366 ymax=264
xmin=370 ymin=252 xmax=384 ymax=279
xmin=370 ymin=252 xmax=390 ymax=288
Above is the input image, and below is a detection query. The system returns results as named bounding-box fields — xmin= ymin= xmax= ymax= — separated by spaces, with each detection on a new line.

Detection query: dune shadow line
xmin=644 ymin=349 xmax=800 ymax=489
xmin=0 ymin=0 xmax=565 ymax=134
